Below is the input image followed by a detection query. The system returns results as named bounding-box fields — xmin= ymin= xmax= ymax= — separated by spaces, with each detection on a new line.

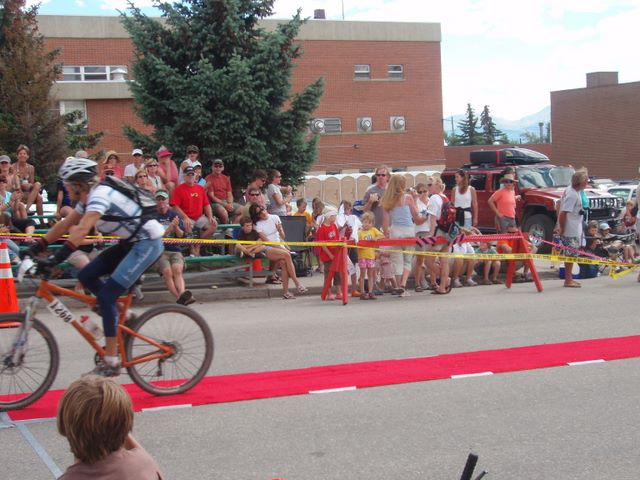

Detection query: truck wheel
xmin=523 ymin=214 xmax=554 ymax=254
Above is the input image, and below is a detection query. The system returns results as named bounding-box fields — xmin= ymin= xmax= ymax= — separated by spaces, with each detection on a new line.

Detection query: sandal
xmin=297 ymin=285 xmax=309 ymax=295
xmin=415 ymin=286 xmax=424 ymax=293
xmin=283 ymin=292 xmax=296 ymax=299
xmin=265 ymin=277 xmax=282 ymax=284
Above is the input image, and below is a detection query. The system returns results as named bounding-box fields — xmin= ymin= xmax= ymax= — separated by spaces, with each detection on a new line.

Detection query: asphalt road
xmin=2 ymin=270 xmax=640 ymax=479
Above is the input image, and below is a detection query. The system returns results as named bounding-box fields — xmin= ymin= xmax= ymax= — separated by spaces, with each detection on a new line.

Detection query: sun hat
xmin=156 ymin=146 xmax=173 ymax=157
xmin=500 ymin=173 xmax=517 ymax=183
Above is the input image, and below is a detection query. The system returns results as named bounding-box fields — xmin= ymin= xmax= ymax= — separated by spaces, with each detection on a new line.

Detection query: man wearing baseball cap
xmin=204 ymin=158 xmax=240 ymax=224
xmin=179 ymin=145 xmax=200 ymax=185
xmin=170 ymin=166 xmax=217 ymax=256
xmin=124 ymin=148 xmax=145 ymax=183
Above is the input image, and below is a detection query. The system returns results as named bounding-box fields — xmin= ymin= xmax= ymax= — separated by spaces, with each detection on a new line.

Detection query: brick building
xmin=39 ymin=15 xmax=444 ymax=173
xmin=551 ymin=72 xmax=640 ymax=180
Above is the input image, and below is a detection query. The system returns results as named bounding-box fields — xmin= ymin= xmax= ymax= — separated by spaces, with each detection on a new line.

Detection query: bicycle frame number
xmin=46 ymin=298 xmax=76 ymax=323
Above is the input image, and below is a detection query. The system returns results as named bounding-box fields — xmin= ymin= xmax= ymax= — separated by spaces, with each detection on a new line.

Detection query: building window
xmin=354 ymin=64 xmax=371 ymax=80
xmin=388 ymin=64 xmax=404 ymax=79
xmin=61 ymin=65 xmax=128 ymax=82
xmin=59 ymin=100 xmax=88 ymax=134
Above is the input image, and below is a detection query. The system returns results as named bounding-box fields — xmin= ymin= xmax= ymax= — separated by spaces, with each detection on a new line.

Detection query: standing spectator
xmin=124 ymin=148 xmax=145 ymax=183
xmin=425 ymin=176 xmax=452 ymax=295
xmin=13 ymin=144 xmax=44 ymax=215
xmin=315 ymin=209 xmax=342 ymax=300
xmin=179 ymin=145 xmax=201 ymax=184
xmin=451 ymin=169 xmax=478 ymax=228
xmin=100 ymin=150 xmax=124 ymax=179
xmin=170 ymin=166 xmax=217 ymax=256
xmin=488 ymin=173 xmax=518 ymax=232
xmin=337 ymin=200 xmax=362 ymax=297
xmin=57 ymin=376 xmax=164 ymax=479
xmin=621 ymin=200 xmax=637 ymax=235
xmin=266 ymin=169 xmax=292 ymax=216
xmin=144 ymin=157 xmax=165 ymax=192
xmin=249 ymin=205 xmax=308 ymax=298
xmin=363 ymin=165 xmax=390 ymax=230
xmin=156 ymin=146 xmax=179 ymax=192
xmin=381 ymin=174 xmax=422 ymax=297
xmin=357 ymin=212 xmax=383 ymax=300
xmin=557 ymin=170 xmax=588 ymax=288
xmin=413 ymin=181 xmax=431 ymax=292
xmin=153 ymin=189 xmax=195 ymax=305
xmin=205 ymin=158 xmax=239 ymax=224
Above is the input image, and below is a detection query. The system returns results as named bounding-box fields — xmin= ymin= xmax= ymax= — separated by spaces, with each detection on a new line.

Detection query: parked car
xmin=607 ymin=183 xmax=638 ymax=204
xmin=441 ymin=148 xmax=624 ymax=253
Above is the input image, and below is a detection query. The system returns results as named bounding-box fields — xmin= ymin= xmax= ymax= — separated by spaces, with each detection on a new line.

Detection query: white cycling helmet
xmin=59 ymin=156 xmax=98 ymax=183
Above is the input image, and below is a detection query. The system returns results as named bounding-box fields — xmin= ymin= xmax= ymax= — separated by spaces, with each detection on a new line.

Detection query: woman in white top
xmin=413 ymin=181 xmax=431 ymax=292
xmin=144 ymin=158 xmax=165 ymax=192
xmin=250 ymin=204 xmax=307 ymax=299
xmin=450 ymin=169 xmax=477 ymax=229
xmin=425 ymin=176 xmax=452 ymax=295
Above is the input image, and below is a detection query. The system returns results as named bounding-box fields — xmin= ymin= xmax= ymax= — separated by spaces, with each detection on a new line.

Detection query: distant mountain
xmin=443 ymin=106 xmax=551 ymax=141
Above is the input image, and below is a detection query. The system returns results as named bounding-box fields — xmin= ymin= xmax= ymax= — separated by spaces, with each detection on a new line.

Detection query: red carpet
xmin=7 ymin=335 xmax=640 ymax=421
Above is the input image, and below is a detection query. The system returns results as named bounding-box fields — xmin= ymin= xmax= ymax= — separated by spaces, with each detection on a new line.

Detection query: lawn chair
xmin=280 ymin=215 xmax=313 ymax=277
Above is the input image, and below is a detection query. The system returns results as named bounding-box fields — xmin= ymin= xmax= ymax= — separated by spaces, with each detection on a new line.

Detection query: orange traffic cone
xmin=0 ymin=242 xmax=19 ymax=313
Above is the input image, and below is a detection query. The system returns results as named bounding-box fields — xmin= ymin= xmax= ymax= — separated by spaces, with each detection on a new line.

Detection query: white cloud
xmin=99 ymin=0 xmax=155 ymax=11
xmin=75 ymin=0 xmax=85 ymax=7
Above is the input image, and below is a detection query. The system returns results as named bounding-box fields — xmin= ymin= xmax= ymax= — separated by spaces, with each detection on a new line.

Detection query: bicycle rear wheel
xmin=124 ymin=305 xmax=213 ymax=395
xmin=0 ymin=314 xmax=59 ymax=412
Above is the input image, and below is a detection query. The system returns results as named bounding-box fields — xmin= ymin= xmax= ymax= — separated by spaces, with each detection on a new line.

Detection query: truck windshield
xmin=516 ymin=166 xmax=574 ymax=189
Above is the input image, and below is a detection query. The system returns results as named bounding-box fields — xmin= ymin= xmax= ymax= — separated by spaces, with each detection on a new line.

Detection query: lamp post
xmin=538 ymin=122 xmax=544 ymax=143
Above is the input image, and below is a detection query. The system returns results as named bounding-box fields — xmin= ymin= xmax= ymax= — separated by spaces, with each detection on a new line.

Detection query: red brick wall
xmin=45 ymin=38 xmax=444 ymax=172
xmin=551 ymin=81 xmax=640 ymax=180
xmin=444 ymin=144 xmax=553 ymax=169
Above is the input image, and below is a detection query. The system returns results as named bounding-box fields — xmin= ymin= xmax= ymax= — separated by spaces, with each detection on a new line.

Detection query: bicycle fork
xmin=6 ymin=297 xmax=39 ymax=368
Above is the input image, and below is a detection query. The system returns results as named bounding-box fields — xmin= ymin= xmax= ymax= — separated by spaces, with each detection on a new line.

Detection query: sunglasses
xmin=137 ymin=175 xmax=148 ymax=179
xmin=185 ymin=172 xmax=195 ymax=176
xmin=376 ymin=173 xmax=388 ymax=177
xmin=427 ymin=183 xmax=433 ymax=187
xmin=147 ymin=164 xmax=158 ymax=167
xmin=417 ymin=190 xmax=427 ymax=194
xmin=249 ymin=192 xmax=261 ymax=196
xmin=503 ymin=180 xmax=514 ymax=184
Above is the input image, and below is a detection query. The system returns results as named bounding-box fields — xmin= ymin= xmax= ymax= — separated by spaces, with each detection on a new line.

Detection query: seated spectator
xmin=0 ymin=225 xmax=20 ymax=263
xmin=584 ymin=220 xmax=607 ymax=257
xmin=56 ymin=175 xmax=73 ymax=220
xmin=0 ymin=175 xmax=35 ymax=238
xmin=450 ymin=229 xmax=478 ymax=287
xmin=240 ymin=186 xmax=267 ymax=220
xmin=266 ymin=169 xmax=292 ymax=216
xmin=474 ymin=239 xmax=502 ymax=285
xmin=0 ymin=155 xmax=19 ymax=191
xmin=178 ymin=145 xmax=201 ymax=185
xmin=57 ymin=375 xmax=164 ymax=479
xmin=153 ymin=189 xmax=195 ymax=305
xmin=100 ymin=150 xmax=124 ymax=179
xmin=205 ymin=158 xmax=240 ymax=224
xmin=193 ymin=162 xmax=206 ymax=186
xmin=600 ymin=222 xmax=636 ymax=264
xmin=144 ymin=157 xmax=165 ymax=192
xmin=13 ymin=145 xmax=44 ymax=216
xmin=249 ymin=205 xmax=307 ymax=299
xmin=156 ymin=146 xmax=179 ymax=192
xmin=170 ymin=166 xmax=217 ymax=256
xmin=293 ymin=198 xmax=314 ymax=239
xmin=124 ymin=148 xmax=145 ymax=183
xmin=239 ymin=169 xmax=267 ymax=206
xmin=134 ymin=168 xmax=155 ymax=193
xmin=621 ymin=200 xmax=637 ymax=236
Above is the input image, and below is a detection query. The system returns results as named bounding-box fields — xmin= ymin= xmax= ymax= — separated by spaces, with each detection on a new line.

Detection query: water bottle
xmin=80 ymin=315 xmax=104 ymax=340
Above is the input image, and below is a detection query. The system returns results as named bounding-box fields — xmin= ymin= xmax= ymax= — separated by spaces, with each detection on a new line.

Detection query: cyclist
xmin=29 ymin=157 xmax=165 ymax=376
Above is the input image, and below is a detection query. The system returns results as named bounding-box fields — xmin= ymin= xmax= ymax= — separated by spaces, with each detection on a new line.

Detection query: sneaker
xmin=464 ymin=279 xmax=478 ymax=287
xmin=399 ymin=289 xmax=410 ymax=298
xmin=451 ymin=278 xmax=463 ymax=288
xmin=373 ymin=289 xmax=385 ymax=296
xmin=84 ymin=359 xmax=121 ymax=377
xmin=360 ymin=293 xmax=369 ymax=300
xmin=176 ymin=290 xmax=193 ymax=305
xmin=368 ymin=292 xmax=378 ymax=300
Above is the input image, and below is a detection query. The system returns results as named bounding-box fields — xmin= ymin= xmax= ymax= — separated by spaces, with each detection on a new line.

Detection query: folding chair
xmin=280 ymin=215 xmax=313 ymax=277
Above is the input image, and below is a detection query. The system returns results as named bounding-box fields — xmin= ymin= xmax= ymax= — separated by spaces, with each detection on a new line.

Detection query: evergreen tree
xmin=480 ymin=105 xmax=503 ymax=145
xmin=121 ymin=0 xmax=324 ymax=188
xmin=0 ymin=0 xmax=68 ymax=187
xmin=64 ymin=110 xmax=104 ymax=153
xmin=456 ymin=103 xmax=481 ymax=145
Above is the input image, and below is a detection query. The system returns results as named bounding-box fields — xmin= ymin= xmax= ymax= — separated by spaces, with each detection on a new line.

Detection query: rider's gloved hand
xmin=53 ymin=241 xmax=77 ymax=264
xmin=35 ymin=256 xmax=57 ymax=277
xmin=27 ymin=237 xmax=49 ymax=258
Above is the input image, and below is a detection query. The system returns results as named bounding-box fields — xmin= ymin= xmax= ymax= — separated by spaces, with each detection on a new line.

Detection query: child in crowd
xmin=450 ymin=228 xmax=478 ymax=287
xmin=338 ymin=200 xmax=362 ymax=297
xmin=316 ymin=210 xmax=342 ymax=300
xmin=497 ymin=222 xmax=537 ymax=281
xmin=474 ymin=239 xmax=502 ymax=285
xmin=600 ymin=222 xmax=636 ymax=264
xmin=621 ymin=200 xmax=637 ymax=236
xmin=311 ymin=198 xmax=325 ymax=273
xmin=57 ymin=376 xmax=163 ymax=479
xmin=293 ymin=198 xmax=314 ymax=239
xmin=235 ymin=216 xmax=266 ymax=259
xmin=377 ymin=249 xmax=398 ymax=293
xmin=357 ymin=212 xmax=383 ymax=300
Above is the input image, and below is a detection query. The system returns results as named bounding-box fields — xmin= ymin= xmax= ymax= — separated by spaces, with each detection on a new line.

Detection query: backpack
xmin=99 ymin=176 xmax=158 ymax=239
xmin=436 ymin=194 xmax=457 ymax=234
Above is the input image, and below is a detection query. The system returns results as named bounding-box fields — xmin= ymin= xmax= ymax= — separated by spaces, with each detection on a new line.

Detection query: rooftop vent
xmin=586 ymin=72 xmax=618 ymax=88
xmin=314 ymin=9 xmax=326 ymax=19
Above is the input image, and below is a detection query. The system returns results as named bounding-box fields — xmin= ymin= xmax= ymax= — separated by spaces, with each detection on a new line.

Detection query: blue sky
xmin=34 ymin=0 xmax=640 ymax=121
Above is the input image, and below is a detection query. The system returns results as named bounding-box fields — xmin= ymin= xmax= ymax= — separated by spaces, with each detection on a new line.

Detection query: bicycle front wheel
xmin=124 ymin=305 xmax=213 ymax=395
xmin=0 ymin=314 xmax=59 ymax=412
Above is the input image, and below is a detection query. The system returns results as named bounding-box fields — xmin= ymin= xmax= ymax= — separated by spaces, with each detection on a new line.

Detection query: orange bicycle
xmin=0 ymin=271 xmax=214 ymax=411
